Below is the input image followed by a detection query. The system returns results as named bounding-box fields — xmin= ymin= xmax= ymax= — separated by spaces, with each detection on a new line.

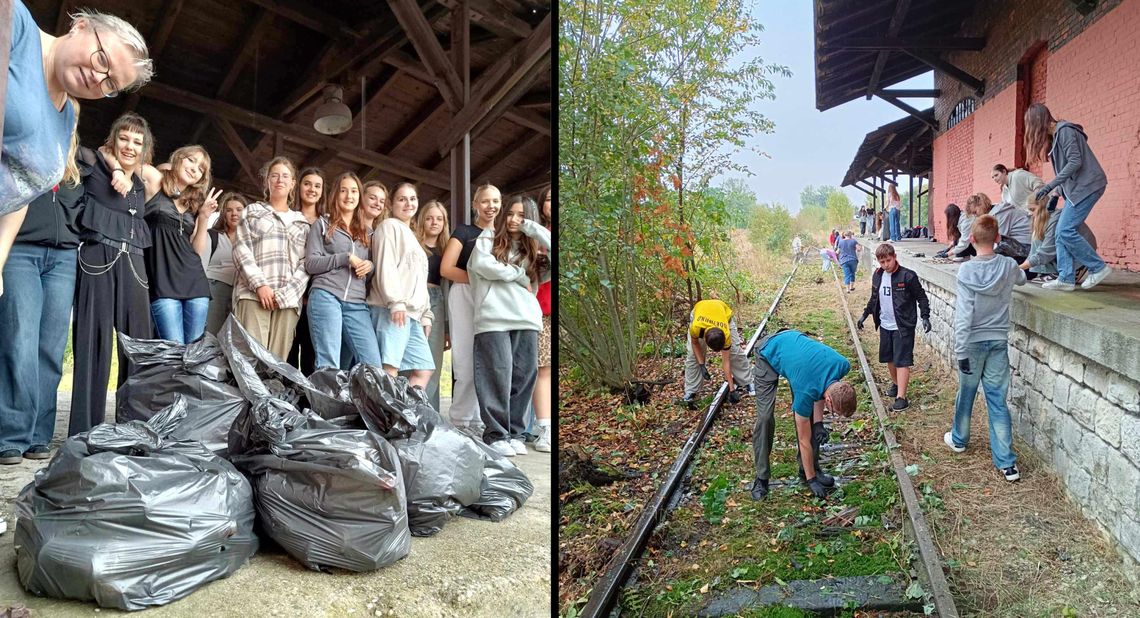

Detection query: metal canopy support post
xmin=909 ymin=174 xmax=914 ymax=229
xmin=450 ymin=0 xmax=471 ymax=224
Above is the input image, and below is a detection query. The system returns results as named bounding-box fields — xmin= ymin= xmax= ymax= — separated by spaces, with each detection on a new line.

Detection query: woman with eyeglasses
xmin=1 ymin=3 xmax=153 ymax=298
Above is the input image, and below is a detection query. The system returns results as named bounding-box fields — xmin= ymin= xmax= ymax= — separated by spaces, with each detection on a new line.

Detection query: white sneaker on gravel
xmin=535 ymin=426 xmax=551 ymax=452
xmin=491 ymin=441 xmax=515 ymax=457
xmin=1041 ymin=279 xmax=1076 ymax=291
xmin=1081 ymin=265 xmax=1112 ymax=290
xmin=510 ymin=439 xmax=528 ymax=455
xmin=944 ymin=432 xmax=966 ymax=453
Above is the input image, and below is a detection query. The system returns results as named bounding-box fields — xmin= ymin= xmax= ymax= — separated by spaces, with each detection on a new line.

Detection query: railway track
xmin=577 ymin=255 xmax=960 ymax=618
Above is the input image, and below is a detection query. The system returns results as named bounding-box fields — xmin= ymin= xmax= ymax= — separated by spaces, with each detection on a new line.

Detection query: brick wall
xmin=929 ymin=0 xmax=1140 ymax=270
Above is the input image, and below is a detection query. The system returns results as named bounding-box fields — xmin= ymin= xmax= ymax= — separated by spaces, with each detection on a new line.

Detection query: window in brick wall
xmin=947 ymin=97 xmax=976 ymax=130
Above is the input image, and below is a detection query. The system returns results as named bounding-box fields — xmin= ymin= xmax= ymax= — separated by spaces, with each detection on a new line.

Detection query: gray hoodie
xmin=305 ymin=217 xmax=372 ymax=303
xmin=954 ymin=253 xmax=1026 ymax=359
xmin=1043 ymin=121 xmax=1107 ymax=206
xmin=988 ymin=201 xmax=1031 ymax=246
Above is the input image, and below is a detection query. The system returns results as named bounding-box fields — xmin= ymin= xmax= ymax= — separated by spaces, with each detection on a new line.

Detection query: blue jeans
xmin=372 ymin=306 xmax=435 ymax=371
xmin=841 ymin=260 xmax=857 ymax=285
xmin=1056 ymin=188 xmax=1107 ymax=284
xmin=950 ymin=340 xmax=1016 ymax=469
xmin=150 ymin=297 xmax=210 ymax=344
xmin=308 ymin=288 xmax=381 ymax=369
xmin=889 ymin=209 xmax=901 ymax=241
xmin=0 ymin=244 xmax=76 ymax=451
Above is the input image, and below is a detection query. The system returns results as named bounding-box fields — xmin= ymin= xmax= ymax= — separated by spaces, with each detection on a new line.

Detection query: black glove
xmin=806 ymin=477 xmax=828 ymax=499
xmin=856 ymin=316 xmax=866 ymax=331
xmin=1035 ymin=186 xmax=1051 ymax=202
xmin=812 ymin=421 xmax=829 ymax=447
xmin=699 ymin=363 xmax=711 ymax=381
xmin=958 ymin=358 xmax=971 ymax=375
xmin=728 ymin=389 xmax=742 ymax=404
xmin=922 ymin=318 xmax=932 ymax=333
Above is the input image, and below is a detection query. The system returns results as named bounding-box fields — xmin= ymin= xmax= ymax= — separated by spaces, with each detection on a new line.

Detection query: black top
xmin=143 ymin=192 xmax=210 ymax=301
xmin=452 ymin=224 xmax=483 ymax=272
xmin=860 ymin=265 xmax=931 ymax=331
xmin=15 ymin=173 xmax=86 ymax=249
xmin=77 ymin=149 xmax=150 ymax=250
xmin=427 ymin=250 xmax=442 ymax=286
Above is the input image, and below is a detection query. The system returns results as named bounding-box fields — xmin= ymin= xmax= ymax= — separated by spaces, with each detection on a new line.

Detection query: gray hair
xmin=70 ymin=9 xmax=154 ymax=90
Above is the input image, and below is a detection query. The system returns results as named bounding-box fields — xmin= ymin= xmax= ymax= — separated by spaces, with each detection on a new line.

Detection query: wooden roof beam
xmin=213 ymin=117 xmax=261 ymax=186
xmin=865 ymin=0 xmax=911 ymax=100
xmin=503 ymin=108 xmax=550 ymax=136
xmin=468 ymin=54 xmax=548 ymax=142
xmin=474 ymin=132 xmax=547 ymax=185
xmin=434 ymin=0 xmax=533 ymax=38
xmin=386 ymin=0 xmax=464 ymax=110
xmin=242 ymin=0 xmax=362 ymax=41
xmin=515 ymin=92 xmax=550 ymax=110
xmin=117 ymin=0 xmax=186 ymax=115
xmin=875 ymin=92 xmax=937 ymax=130
xmin=188 ymin=8 xmax=276 ymax=144
xmin=438 ymin=12 xmax=551 ymax=155
xmin=905 ymin=49 xmax=985 ymax=95
xmin=878 ymin=88 xmax=940 ymax=98
xmin=141 ymin=82 xmax=450 ymax=189
xmin=830 ymin=37 xmax=985 ymax=51
xmin=817 ymin=0 xmax=895 ymax=34
xmin=506 ymin=163 xmax=552 ymax=195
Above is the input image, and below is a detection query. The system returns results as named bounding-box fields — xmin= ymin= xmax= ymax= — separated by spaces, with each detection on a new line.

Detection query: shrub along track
xmin=574 ymin=258 xmax=960 ymax=618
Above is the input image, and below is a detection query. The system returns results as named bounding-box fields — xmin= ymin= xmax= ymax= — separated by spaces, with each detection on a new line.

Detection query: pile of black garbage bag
xmin=12 ymin=318 xmax=533 ymax=610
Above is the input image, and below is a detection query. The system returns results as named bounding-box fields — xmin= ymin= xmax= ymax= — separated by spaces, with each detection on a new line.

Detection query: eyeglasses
xmin=91 ymin=27 xmax=121 ymax=98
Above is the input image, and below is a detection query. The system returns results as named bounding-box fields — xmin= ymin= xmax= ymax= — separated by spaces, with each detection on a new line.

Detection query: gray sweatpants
xmin=683 ymin=315 xmax=753 ymax=397
xmin=752 ymin=332 xmax=780 ymax=480
xmin=473 ymin=329 xmax=538 ymax=444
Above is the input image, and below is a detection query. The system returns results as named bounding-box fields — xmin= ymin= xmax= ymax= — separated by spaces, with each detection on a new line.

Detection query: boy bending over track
xmin=750 ymin=329 xmax=857 ymax=500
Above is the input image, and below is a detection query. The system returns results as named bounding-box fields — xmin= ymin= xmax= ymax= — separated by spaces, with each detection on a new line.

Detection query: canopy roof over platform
xmin=841 ymin=112 xmax=933 ymax=189
xmin=27 ymin=0 xmax=552 ymax=207
xmin=814 ymin=0 xmax=982 ymax=127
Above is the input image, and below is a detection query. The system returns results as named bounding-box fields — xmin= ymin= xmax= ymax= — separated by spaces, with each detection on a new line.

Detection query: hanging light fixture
xmin=313 ymin=85 xmax=353 ymax=135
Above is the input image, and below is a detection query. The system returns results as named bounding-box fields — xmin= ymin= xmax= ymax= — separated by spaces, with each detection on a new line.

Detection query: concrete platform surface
xmin=857 ymin=237 xmax=1140 ymax=383
xmin=0 ymin=393 xmax=553 ymax=617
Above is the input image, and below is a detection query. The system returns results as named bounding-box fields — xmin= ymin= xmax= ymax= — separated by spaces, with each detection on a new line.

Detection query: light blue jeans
xmin=889 ymin=208 xmax=901 ymax=241
xmin=151 ymin=297 xmax=209 ymax=344
xmin=1056 ymin=188 xmax=1107 ymax=284
xmin=308 ymin=288 xmax=381 ymax=369
xmin=950 ymin=340 xmax=1016 ymax=470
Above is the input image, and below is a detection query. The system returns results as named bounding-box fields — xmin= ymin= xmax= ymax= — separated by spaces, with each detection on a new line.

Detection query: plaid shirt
xmin=232 ymin=201 xmax=311 ymax=312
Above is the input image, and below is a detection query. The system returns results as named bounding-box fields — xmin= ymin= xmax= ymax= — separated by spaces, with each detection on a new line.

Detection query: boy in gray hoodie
xmin=944 ymin=215 xmax=1026 ymax=482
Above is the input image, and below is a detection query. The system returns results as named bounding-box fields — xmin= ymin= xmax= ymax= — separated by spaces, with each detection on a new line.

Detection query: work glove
xmin=958 ymin=358 xmax=972 ymax=375
xmin=728 ymin=389 xmax=742 ymax=404
xmin=1046 ymin=195 xmax=1059 ymax=212
xmin=806 ymin=477 xmax=828 ymax=499
xmin=856 ymin=316 xmax=866 ymax=331
xmin=1034 ymin=186 xmax=1051 ymax=202
xmin=699 ymin=363 xmax=711 ymax=381
xmin=922 ymin=318 xmax=932 ymax=333
xmin=812 ymin=421 xmax=830 ymax=447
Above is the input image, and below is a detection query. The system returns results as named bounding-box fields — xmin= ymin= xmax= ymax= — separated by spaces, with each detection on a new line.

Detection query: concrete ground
xmin=0 ymin=393 xmax=552 ymax=617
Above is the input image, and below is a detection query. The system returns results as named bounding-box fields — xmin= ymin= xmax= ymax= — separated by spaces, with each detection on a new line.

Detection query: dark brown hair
xmin=992 ymin=163 xmax=1009 ymax=174
xmin=874 ymin=243 xmax=896 ymax=260
xmin=103 ymin=112 xmax=154 ymax=167
xmin=491 ymin=196 xmax=541 ymax=284
xmin=296 ymin=167 xmax=327 ymax=217
xmin=538 ymin=185 xmax=552 ymax=227
xmin=212 ymin=192 xmax=248 ymax=233
xmin=326 ymin=172 xmax=370 ymax=248
xmin=944 ymin=203 xmax=961 ymax=245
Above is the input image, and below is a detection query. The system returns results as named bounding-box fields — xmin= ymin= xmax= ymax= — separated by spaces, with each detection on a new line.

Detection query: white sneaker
xmin=943 ymin=432 xmax=966 ymax=453
xmin=535 ymin=425 xmax=551 ymax=452
xmin=746 ymin=383 xmax=756 ymax=397
xmin=1081 ymin=265 xmax=1111 ymax=290
xmin=491 ymin=440 xmax=515 ymax=457
xmin=1041 ymin=279 xmax=1076 ymax=291
xmin=510 ymin=439 xmax=528 ymax=455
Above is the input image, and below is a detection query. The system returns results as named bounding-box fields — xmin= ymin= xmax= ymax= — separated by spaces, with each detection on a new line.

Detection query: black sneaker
xmin=0 ymin=449 xmax=22 ymax=465
xmin=750 ymin=478 xmax=770 ymax=501
xmin=892 ymin=397 xmax=909 ymax=411
xmin=23 ymin=446 xmax=51 ymax=460
xmin=679 ymin=394 xmax=697 ymax=410
xmin=1003 ymin=466 xmax=1021 ymax=482
xmin=886 ymin=383 xmax=899 ymax=398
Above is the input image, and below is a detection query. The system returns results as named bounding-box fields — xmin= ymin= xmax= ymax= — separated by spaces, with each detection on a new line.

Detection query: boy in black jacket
xmin=857 ymin=243 xmax=931 ymax=410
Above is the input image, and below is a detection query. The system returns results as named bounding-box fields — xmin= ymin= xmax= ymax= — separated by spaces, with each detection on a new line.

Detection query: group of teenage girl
xmin=935 ymin=103 xmax=1112 ymax=291
xmin=0 ymin=110 xmax=552 ymax=465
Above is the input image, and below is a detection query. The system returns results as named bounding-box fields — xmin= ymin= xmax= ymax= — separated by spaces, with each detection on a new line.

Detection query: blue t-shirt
xmin=1 ymin=1 xmax=77 ymax=215
xmin=837 ymin=238 xmax=859 ymax=264
xmin=760 ymin=330 xmax=851 ymax=417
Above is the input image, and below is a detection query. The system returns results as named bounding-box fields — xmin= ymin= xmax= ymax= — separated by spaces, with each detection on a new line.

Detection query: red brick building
xmin=818 ymin=0 xmax=1139 ymax=271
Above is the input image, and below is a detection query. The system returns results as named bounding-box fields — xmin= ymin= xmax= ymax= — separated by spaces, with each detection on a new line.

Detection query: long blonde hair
xmin=1030 ymin=193 xmax=1051 ymax=241
xmin=61 ymin=99 xmax=81 ymax=187
xmin=413 ymin=200 xmax=450 ymax=255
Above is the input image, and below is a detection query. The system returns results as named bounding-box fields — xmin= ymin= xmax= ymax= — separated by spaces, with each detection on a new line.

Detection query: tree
xmin=826 ymin=190 xmax=854 ymax=231
xmin=716 ymin=178 xmax=756 ymax=229
xmin=799 ymin=185 xmax=834 ymax=212
xmin=749 ymin=202 xmax=793 ymax=254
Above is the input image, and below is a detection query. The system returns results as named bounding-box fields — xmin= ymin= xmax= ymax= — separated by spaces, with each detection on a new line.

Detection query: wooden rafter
xmin=434 ymin=0 xmax=532 ymax=39
xmin=386 ymin=0 xmax=464 ymax=110
xmin=905 ymin=49 xmax=985 ymax=95
xmin=117 ymin=0 xmax=186 ymax=116
xmin=830 ymin=37 xmax=985 ymax=51
xmin=875 ymin=93 xmax=937 ymax=129
xmin=188 ymin=8 xmax=276 ymax=144
xmin=382 ymin=94 xmax=447 ymax=154
xmin=140 ymin=82 xmax=450 ymax=189
xmin=878 ymin=88 xmax=940 ymax=98
xmin=438 ymin=12 xmax=551 ymax=155
xmin=514 ymin=92 xmax=550 ymax=109
xmin=474 ymin=132 xmax=546 ymax=184
xmin=503 ymin=108 xmax=550 ymax=136
xmin=866 ymin=0 xmax=911 ymax=99
xmin=242 ymin=0 xmax=361 ymax=41
xmin=213 ymin=117 xmax=261 ymax=186
xmin=467 ymin=52 xmax=548 ymax=143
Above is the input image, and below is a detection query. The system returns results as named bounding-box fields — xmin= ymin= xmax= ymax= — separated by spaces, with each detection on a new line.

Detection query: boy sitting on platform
xmin=943 ymin=214 xmax=1026 ymax=482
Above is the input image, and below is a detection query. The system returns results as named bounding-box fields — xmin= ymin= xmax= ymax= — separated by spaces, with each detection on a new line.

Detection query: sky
xmin=716 ymin=0 xmax=933 ymax=213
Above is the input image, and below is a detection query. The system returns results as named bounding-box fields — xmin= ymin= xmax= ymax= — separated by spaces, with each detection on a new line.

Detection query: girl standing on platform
xmin=305 ymin=172 xmax=379 ymax=370
xmin=531 ymin=186 xmax=553 ymax=453
xmin=887 ymin=183 xmax=902 ymax=242
xmin=288 ymin=167 xmax=326 ymax=374
xmin=1025 ymin=103 xmax=1112 ymax=291
xmin=361 ymin=181 xmax=388 ymax=229
xmin=205 ymin=193 xmax=247 ymax=334
xmin=412 ymin=200 xmax=451 ymax=410
xmin=441 ymin=184 xmax=501 ymax=434
xmin=468 ymin=190 xmax=551 ymax=457
xmin=368 ymin=182 xmax=434 ymax=387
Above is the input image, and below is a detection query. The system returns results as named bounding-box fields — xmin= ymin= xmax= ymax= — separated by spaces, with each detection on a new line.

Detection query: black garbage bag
xmin=216 ymin=316 xmax=314 ymax=403
xmin=13 ymin=398 xmax=257 ymax=611
xmin=115 ymin=332 xmax=248 ymax=457
xmin=228 ymin=399 xmax=411 ymax=572
xmin=352 ymin=369 xmax=484 ymax=536
xmin=460 ymin=441 xmax=535 ymax=522
xmin=305 ymin=368 xmax=363 ymax=426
